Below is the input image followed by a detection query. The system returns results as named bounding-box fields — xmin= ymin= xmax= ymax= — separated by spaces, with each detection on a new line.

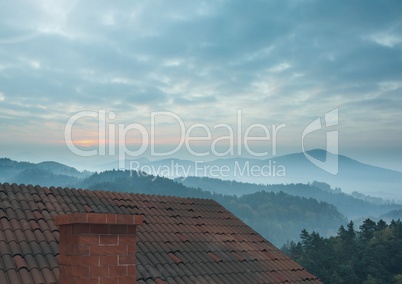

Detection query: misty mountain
xmin=262 ymin=149 xmax=402 ymax=201
xmin=35 ymin=161 xmax=90 ymax=177
xmin=177 ymin=177 xmax=402 ymax=220
xmin=110 ymin=150 xmax=402 ymax=201
xmin=380 ymin=209 xmax=402 ymax=221
xmin=11 ymin=168 xmax=80 ymax=188
xmin=0 ymin=158 xmax=91 ymax=187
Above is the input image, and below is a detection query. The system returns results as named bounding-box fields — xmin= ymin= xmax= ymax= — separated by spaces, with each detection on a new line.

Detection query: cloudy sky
xmin=0 ymin=0 xmax=401 ymax=171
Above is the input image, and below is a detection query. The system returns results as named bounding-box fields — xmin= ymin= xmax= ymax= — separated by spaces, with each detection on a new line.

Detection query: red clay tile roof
xmin=0 ymin=182 xmax=321 ymax=283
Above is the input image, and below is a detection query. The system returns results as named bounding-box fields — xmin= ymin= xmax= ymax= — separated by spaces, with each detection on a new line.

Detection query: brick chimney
xmin=54 ymin=213 xmax=143 ymax=284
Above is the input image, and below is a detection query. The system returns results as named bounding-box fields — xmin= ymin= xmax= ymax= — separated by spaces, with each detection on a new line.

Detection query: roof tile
xmin=13 ymin=255 xmax=27 ymax=270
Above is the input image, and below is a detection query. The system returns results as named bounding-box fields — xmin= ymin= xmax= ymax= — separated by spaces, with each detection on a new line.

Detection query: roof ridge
xmin=0 ymin=182 xmax=221 ymax=204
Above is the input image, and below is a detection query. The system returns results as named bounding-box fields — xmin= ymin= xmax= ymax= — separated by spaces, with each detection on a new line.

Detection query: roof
xmin=0 ymin=182 xmax=321 ymax=283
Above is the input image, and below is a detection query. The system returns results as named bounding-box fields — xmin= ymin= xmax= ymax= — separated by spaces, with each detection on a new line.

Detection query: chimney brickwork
xmin=54 ymin=213 xmax=143 ymax=284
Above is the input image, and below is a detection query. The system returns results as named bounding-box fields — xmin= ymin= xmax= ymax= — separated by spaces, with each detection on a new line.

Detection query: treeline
xmin=78 ymin=170 xmax=347 ymax=246
xmin=282 ymin=219 xmax=402 ymax=283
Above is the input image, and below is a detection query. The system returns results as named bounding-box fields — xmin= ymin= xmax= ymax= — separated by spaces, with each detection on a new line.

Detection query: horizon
xmin=3 ymin=148 xmax=402 ymax=175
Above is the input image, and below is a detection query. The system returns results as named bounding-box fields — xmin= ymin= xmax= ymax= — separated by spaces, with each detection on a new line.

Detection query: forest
xmin=282 ymin=219 xmax=402 ymax=283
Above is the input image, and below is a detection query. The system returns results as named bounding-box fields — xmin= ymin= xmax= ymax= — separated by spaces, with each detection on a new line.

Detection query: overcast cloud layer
xmin=0 ymin=0 xmax=401 ymax=170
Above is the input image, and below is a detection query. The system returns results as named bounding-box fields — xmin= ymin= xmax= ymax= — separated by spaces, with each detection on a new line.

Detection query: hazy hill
xmin=381 ymin=209 xmax=402 ymax=221
xmin=178 ymin=177 xmax=402 ymax=219
xmin=109 ymin=150 xmax=402 ymax=201
xmin=261 ymin=150 xmax=402 ymax=201
xmin=11 ymin=168 xmax=80 ymax=188
xmin=0 ymin=158 xmax=91 ymax=187
xmin=36 ymin=161 xmax=90 ymax=177
xmin=0 ymin=158 xmax=35 ymax=180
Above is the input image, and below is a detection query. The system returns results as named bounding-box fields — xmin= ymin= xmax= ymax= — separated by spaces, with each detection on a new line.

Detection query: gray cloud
xmin=1 ymin=0 xmax=402 ymax=168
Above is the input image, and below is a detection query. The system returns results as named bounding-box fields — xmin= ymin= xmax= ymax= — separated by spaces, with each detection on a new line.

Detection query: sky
xmin=0 ymin=0 xmax=402 ymax=171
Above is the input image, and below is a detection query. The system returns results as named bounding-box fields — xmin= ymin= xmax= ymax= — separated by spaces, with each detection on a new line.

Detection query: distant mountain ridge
xmin=262 ymin=149 xmax=402 ymax=201
xmin=101 ymin=149 xmax=402 ymax=201
xmin=0 ymin=157 xmax=91 ymax=187
xmin=2 ymin=148 xmax=402 ymax=201
xmin=178 ymin=177 xmax=402 ymax=220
